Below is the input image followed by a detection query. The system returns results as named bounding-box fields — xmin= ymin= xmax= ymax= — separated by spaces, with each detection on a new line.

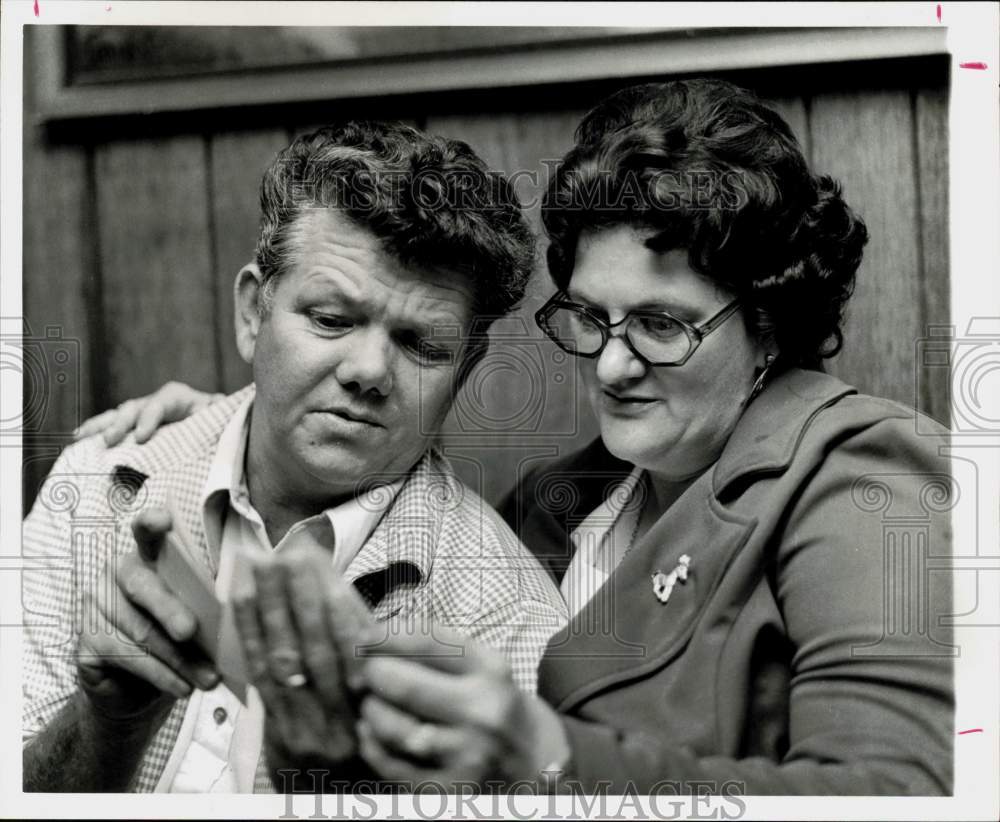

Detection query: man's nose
xmin=334 ymin=326 xmax=394 ymax=397
xmin=594 ymin=332 xmax=646 ymax=386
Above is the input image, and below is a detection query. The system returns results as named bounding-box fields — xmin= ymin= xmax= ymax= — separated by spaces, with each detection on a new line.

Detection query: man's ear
xmin=234 ymin=262 xmax=265 ymax=364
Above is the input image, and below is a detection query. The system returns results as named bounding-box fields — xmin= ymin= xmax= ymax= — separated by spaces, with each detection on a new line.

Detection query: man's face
xmin=237 ymin=206 xmax=474 ymax=508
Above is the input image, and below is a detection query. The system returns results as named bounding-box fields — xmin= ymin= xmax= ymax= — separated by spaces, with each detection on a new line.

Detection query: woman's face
xmin=569 ymin=225 xmax=767 ymax=481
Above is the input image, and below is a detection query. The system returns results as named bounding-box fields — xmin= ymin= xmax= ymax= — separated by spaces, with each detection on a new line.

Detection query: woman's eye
xmin=638 ymin=315 xmax=682 ymax=338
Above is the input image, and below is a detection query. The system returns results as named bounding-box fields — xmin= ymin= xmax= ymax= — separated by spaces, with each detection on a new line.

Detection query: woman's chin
xmin=599 ymin=426 xmax=665 ymax=470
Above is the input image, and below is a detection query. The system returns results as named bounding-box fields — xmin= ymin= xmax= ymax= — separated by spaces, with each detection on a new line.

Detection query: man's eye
xmin=419 ymin=344 xmax=454 ymax=365
xmin=309 ymin=313 xmax=352 ymax=332
xmin=398 ymin=332 xmax=454 ymax=366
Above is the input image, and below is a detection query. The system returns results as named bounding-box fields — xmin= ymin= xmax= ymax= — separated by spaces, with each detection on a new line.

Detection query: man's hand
xmin=355 ymin=626 xmax=570 ymax=792
xmin=76 ymin=507 xmax=220 ymax=726
xmin=73 ymin=382 xmax=220 ymax=447
xmin=232 ymin=543 xmax=380 ymax=790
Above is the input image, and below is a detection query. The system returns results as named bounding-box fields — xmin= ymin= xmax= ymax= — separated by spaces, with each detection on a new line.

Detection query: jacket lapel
xmin=538 ymin=471 xmax=754 ymax=711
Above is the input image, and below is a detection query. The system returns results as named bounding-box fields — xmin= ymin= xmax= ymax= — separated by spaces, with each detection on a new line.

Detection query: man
xmin=22 ymin=121 xmax=567 ymax=792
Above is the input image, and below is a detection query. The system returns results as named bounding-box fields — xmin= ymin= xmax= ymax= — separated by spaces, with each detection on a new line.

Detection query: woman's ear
xmin=234 ymin=262 xmax=265 ymax=364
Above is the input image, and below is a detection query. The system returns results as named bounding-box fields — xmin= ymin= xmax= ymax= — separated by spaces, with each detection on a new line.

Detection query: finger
xmin=361 ymin=695 xmax=466 ymax=763
xmin=252 ymin=562 xmax=307 ymax=687
xmin=80 ymin=617 xmax=193 ymax=700
xmin=95 ymin=579 xmax=215 ymax=694
xmin=116 ymin=551 xmax=194 ymax=642
xmin=133 ymin=395 xmax=168 ymax=444
xmin=102 ymin=399 xmax=143 ymax=446
xmin=72 ymin=408 xmax=119 ymax=441
xmin=357 ymin=718 xmax=438 ymax=786
xmin=233 ymin=593 xmax=299 ymax=731
xmin=160 ymin=381 xmax=215 ymax=419
xmin=323 ymin=573 xmax=378 ymax=689
xmin=233 ymin=593 xmax=269 ymax=684
xmin=363 ymin=656 xmax=476 ymax=725
xmin=362 ymin=620 xmax=493 ymax=676
xmin=131 ymin=507 xmax=173 ymax=563
xmin=284 ymin=551 xmax=346 ymax=706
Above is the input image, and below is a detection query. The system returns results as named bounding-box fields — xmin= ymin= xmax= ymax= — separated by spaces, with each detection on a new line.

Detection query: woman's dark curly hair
xmin=256 ymin=120 xmax=535 ymax=320
xmin=541 ymin=79 xmax=869 ymax=367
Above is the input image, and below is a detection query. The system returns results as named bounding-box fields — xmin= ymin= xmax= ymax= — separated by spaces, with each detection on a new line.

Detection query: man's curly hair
xmin=256 ymin=120 xmax=535 ymax=321
xmin=542 ymin=79 xmax=869 ymax=367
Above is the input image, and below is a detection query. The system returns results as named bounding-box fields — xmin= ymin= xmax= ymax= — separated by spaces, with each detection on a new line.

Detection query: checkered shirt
xmin=22 ymin=386 xmax=567 ymax=792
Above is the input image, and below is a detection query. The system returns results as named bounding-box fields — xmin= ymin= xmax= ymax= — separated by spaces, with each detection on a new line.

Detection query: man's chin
xmin=294 ymin=442 xmax=416 ymax=492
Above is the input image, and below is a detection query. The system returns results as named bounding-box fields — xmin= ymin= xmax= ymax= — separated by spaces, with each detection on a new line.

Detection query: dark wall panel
xmin=915 ymin=85 xmax=951 ymax=426
xmin=95 ymin=136 xmax=218 ymax=401
xmin=209 ymin=129 xmax=287 ymax=393
xmin=811 ymin=89 xmax=924 ymax=410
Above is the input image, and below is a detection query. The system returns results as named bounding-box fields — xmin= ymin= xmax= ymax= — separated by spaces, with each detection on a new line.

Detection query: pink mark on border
xmin=33 ymin=0 xmax=39 ymax=16
xmin=960 ymin=62 xmax=988 ymax=70
xmin=958 ymin=728 xmax=983 ymax=735
xmin=936 ymin=4 xmax=941 ymax=22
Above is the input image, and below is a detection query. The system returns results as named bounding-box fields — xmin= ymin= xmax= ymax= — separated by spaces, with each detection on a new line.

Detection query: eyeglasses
xmin=534 ymin=293 xmax=742 ymax=367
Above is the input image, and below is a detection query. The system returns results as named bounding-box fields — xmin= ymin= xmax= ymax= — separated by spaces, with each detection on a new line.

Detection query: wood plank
xmin=425 ymin=110 xmax=600 ymax=505
xmin=209 ymin=129 xmax=288 ymax=393
xmin=21 ymin=136 xmax=93 ymax=513
xmin=96 ymin=136 xmax=218 ymax=402
xmin=20 ymin=27 xmax=96 ymax=512
xmin=810 ymin=90 xmax=922 ymax=410
xmin=914 ymin=85 xmax=951 ymax=426
xmin=38 ymin=28 xmax=948 ymax=124
xmin=765 ymin=96 xmax=810 ymax=162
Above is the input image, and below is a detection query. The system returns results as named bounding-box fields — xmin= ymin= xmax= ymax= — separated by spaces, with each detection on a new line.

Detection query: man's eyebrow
xmin=299 ymin=273 xmax=360 ymax=304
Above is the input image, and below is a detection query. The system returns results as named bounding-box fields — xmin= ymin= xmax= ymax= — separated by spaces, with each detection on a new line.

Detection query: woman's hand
xmin=356 ymin=626 xmax=570 ymax=792
xmin=73 ymin=382 xmax=221 ymax=446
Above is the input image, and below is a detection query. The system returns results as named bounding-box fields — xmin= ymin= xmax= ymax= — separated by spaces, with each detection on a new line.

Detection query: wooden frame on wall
xmin=31 ymin=25 xmax=947 ymax=123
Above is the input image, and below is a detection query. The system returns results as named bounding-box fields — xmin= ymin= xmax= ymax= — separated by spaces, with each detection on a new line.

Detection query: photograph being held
xmin=66 ymin=79 xmax=954 ymax=795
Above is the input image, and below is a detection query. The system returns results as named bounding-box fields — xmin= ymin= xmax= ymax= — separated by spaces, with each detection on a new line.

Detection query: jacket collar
xmin=711 ymin=367 xmax=857 ymax=496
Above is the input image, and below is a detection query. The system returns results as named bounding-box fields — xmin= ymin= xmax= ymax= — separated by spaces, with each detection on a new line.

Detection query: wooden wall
xmin=21 ymin=29 xmax=951 ymax=512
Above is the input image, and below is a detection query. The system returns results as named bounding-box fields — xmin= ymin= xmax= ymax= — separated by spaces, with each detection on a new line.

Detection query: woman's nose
xmin=594 ymin=332 xmax=646 ymax=386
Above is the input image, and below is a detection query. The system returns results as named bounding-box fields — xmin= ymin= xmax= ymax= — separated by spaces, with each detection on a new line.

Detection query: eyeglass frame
xmin=534 ymin=292 xmax=743 ymax=367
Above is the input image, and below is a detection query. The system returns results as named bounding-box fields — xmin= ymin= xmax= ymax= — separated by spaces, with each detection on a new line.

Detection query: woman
xmin=75 ymin=79 xmax=953 ymax=795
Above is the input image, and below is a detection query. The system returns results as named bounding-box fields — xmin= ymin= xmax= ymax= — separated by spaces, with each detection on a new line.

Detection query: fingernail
xmin=170 ymin=612 xmax=194 ymax=638
xmin=196 ymin=666 xmax=220 ymax=689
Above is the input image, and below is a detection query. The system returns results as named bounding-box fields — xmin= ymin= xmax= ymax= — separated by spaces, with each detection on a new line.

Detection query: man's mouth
xmin=323 ymin=407 xmax=384 ymax=427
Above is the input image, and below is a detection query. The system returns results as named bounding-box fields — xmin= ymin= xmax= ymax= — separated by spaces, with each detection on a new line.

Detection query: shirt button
xmin=213 ymin=707 xmax=228 ymax=725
